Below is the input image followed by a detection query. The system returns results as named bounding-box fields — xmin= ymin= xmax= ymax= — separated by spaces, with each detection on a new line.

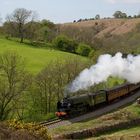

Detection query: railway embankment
xmin=47 ymin=90 xmax=140 ymax=130
xmin=53 ymin=118 xmax=140 ymax=139
xmin=51 ymin=91 xmax=140 ymax=139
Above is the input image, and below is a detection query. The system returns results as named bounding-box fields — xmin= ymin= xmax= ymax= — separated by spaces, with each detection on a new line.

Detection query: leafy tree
xmin=133 ymin=15 xmax=137 ymax=18
xmin=128 ymin=15 xmax=132 ymax=19
xmin=113 ymin=11 xmax=122 ymax=18
xmin=24 ymin=21 xmax=41 ymax=41
xmin=76 ymin=43 xmax=91 ymax=56
xmin=41 ymin=19 xmax=55 ymax=29
xmin=88 ymin=49 xmax=95 ymax=58
xmin=121 ymin=13 xmax=127 ymax=18
xmin=113 ymin=11 xmax=127 ymax=18
xmin=23 ymin=19 xmax=56 ymax=43
xmin=6 ymin=8 xmax=33 ymax=43
xmin=95 ymin=14 xmax=100 ymax=20
xmin=53 ymin=35 xmax=78 ymax=53
xmin=40 ymin=20 xmax=57 ymax=42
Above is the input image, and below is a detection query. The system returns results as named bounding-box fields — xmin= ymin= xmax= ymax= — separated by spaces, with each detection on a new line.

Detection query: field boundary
xmin=53 ymin=118 xmax=140 ymax=139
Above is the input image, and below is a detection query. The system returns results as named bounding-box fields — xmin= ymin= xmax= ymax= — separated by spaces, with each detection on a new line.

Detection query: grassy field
xmin=0 ymin=37 xmax=87 ymax=73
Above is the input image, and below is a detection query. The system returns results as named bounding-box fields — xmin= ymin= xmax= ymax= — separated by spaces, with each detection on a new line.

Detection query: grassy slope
xmin=62 ymin=18 xmax=140 ymax=38
xmin=86 ymin=126 xmax=140 ymax=140
xmin=51 ymin=103 xmax=140 ymax=136
xmin=87 ymin=127 xmax=140 ymax=140
xmin=60 ymin=19 xmax=140 ymax=56
xmin=0 ymin=38 xmax=87 ymax=73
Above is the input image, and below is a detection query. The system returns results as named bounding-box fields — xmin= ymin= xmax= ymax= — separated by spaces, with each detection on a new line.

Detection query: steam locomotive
xmin=55 ymin=83 xmax=140 ymax=118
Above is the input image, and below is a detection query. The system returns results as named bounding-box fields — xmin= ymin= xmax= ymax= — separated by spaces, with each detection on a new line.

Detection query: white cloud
xmin=107 ymin=0 xmax=140 ymax=4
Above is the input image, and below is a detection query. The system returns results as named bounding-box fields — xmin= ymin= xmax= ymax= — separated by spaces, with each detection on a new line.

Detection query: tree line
xmin=73 ymin=11 xmax=140 ymax=23
xmin=0 ymin=8 xmax=140 ymax=58
xmin=0 ymin=51 xmax=124 ymax=121
xmin=0 ymin=51 xmax=91 ymax=121
xmin=0 ymin=8 xmax=94 ymax=57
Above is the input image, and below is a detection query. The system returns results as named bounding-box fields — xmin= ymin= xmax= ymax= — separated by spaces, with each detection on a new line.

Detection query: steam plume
xmin=68 ymin=52 xmax=140 ymax=92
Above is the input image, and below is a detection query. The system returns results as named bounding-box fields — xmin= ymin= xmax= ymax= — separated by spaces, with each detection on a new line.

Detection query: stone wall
xmin=53 ymin=118 xmax=140 ymax=139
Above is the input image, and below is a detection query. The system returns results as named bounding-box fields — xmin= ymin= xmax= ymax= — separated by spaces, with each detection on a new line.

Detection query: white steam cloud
xmin=68 ymin=52 xmax=140 ymax=92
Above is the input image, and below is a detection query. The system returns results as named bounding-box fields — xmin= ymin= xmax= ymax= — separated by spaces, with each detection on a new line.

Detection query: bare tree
xmin=0 ymin=51 xmax=32 ymax=120
xmin=3 ymin=21 xmax=19 ymax=39
xmin=6 ymin=8 xmax=32 ymax=43
xmin=33 ymin=58 xmax=90 ymax=116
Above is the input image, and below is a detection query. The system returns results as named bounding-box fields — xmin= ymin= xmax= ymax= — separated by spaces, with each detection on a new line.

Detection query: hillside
xmin=58 ymin=18 xmax=140 ymax=55
xmin=0 ymin=38 xmax=87 ymax=73
xmin=61 ymin=18 xmax=140 ymax=38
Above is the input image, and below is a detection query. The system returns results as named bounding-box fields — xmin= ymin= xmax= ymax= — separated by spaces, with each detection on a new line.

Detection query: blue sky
xmin=0 ymin=0 xmax=140 ymax=23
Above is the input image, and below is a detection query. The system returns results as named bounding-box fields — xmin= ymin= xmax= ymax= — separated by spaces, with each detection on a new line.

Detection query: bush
xmin=29 ymin=41 xmax=53 ymax=49
xmin=88 ymin=49 xmax=95 ymax=58
xmin=7 ymin=119 xmax=51 ymax=139
xmin=53 ymin=35 xmax=78 ymax=53
xmin=76 ymin=43 xmax=91 ymax=56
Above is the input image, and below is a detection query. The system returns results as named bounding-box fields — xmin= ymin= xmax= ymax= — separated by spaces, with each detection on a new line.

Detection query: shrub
xmin=76 ymin=43 xmax=91 ymax=56
xmin=53 ymin=35 xmax=78 ymax=53
xmin=8 ymin=119 xmax=51 ymax=139
xmin=31 ymin=41 xmax=54 ymax=49
xmin=88 ymin=49 xmax=95 ymax=58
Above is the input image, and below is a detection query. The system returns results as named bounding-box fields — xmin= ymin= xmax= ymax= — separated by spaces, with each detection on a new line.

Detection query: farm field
xmin=0 ymin=37 xmax=87 ymax=73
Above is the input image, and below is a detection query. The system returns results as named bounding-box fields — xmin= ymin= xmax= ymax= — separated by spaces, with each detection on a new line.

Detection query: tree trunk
xmin=48 ymin=94 xmax=51 ymax=113
xmin=0 ymin=107 xmax=4 ymax=120
xmin=20 ymin=36 xmax=23 ymax=43
xmin=19 ymin=23 xmax=24 ymax=43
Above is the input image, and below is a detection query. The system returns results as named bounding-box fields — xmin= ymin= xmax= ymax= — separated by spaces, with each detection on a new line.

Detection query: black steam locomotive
xmin=55 ymin=83 xmax=140 ymax=118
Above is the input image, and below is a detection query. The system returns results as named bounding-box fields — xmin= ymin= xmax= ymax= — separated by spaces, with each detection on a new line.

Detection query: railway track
xmin=39 ymin=119 xmax=71 ymax=129
xmin=39 ymin=90 xmax=140 ymax=130
xmin=39 ymin=118 xmax=62 ymax=127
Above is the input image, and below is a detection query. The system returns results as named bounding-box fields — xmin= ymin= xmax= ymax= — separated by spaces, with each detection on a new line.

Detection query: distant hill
xmin=58 ymin=18 xmax=140 ymax=55
xmin=60 ymin=18 xmax=140 ymax=38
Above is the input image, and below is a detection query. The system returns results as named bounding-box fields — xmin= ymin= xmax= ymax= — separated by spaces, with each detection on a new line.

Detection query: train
xmin=55 ymin=83 xmax=140 ymax=118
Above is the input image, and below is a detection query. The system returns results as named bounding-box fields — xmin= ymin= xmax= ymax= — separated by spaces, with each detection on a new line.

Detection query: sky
xmin=0 ymin=0 xmax=140 ymax=23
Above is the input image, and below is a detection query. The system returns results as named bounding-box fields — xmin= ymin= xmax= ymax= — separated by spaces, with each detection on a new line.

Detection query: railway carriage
xmin=56 ymin=83 xmax=140 ymax=118
xmin=106 ymin=83 xmax=129 ymax=102
xmin=128 ymin=83 xmax=140 ymax=92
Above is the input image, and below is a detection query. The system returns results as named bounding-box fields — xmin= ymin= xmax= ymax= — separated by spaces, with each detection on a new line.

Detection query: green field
xmin=0 ymin=38 xmax=87 ymax=73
